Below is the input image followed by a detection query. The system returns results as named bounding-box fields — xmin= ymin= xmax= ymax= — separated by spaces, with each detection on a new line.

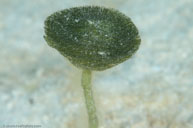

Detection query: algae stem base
xmin=81 ymin=70 xmax=99 ymax=128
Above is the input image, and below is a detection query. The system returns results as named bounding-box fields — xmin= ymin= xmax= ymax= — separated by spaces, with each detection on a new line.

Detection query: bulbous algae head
xmin=44 ymin=6 xmax=141 ymax=71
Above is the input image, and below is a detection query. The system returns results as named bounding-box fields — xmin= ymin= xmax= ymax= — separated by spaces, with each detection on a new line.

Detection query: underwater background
xmin=0 ymin=0 xmax=193 ymax=128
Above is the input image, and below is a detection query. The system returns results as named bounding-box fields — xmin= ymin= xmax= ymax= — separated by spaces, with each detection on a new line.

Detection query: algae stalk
xmin=81 ymin=70 xmax=98 ymax=128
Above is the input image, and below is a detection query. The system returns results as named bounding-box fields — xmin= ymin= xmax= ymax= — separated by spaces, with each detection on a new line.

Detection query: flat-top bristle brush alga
xmin=44 ymin=6 xmax=141 ymax=128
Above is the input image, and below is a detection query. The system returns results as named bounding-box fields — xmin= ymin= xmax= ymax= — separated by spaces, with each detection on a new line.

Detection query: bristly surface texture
xmin=44 ymin=6 xmax=141 ymax=71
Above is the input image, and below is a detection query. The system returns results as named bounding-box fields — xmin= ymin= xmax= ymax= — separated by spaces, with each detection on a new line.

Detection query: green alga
xmin=44 ymin=6 xmax=141 ymax=128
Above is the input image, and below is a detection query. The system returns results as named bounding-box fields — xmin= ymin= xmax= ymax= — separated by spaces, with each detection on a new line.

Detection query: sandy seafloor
xmin=0 ymin=0 xmax=193 ymax=128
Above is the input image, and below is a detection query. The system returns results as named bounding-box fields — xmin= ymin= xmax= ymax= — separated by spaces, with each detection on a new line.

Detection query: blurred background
xmin=0 ymin=0 xmax=193 ymax=128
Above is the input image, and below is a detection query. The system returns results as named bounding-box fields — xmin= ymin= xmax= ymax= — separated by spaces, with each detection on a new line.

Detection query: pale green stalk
xmin=81 ymin=70 xmax=99 ymax=128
